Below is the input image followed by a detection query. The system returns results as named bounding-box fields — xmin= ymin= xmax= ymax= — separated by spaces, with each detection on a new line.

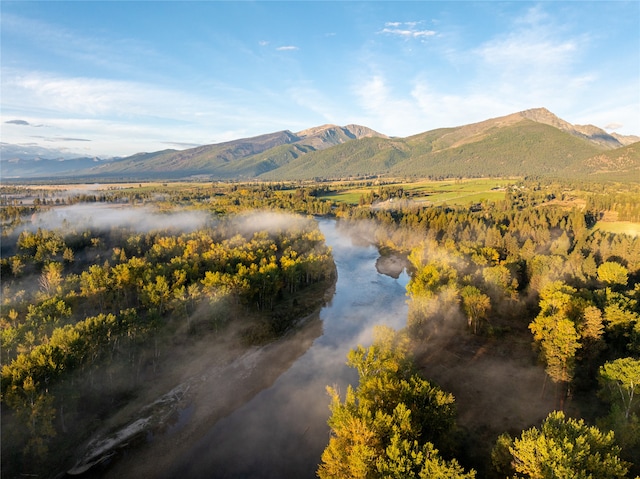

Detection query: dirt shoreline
xmin=68 ymin=295 xmax=330 ymax=479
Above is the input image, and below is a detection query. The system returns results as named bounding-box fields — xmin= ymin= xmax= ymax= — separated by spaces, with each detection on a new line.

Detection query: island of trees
xmin=1 ymin=177 xmax=639 ymax=478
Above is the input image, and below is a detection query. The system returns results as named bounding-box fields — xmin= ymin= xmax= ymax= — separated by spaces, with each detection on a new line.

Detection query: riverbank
xmin=90 ymin=312 xmax=324 ymax=478
xmin=67 ymin=278 xmax=335 ymax=478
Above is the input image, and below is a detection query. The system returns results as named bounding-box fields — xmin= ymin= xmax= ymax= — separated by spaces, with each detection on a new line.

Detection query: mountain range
xmin=2 ymin=108 xmax=639 ymax=181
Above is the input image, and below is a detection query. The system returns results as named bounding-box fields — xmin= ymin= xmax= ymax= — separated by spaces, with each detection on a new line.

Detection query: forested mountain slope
xmin=392 ymin=120 xmax=608 ymax=178
xmin=577 ymin=141 xmax=640 ymax=180
xmin=261 ymin=119 xmax=621 ymax=180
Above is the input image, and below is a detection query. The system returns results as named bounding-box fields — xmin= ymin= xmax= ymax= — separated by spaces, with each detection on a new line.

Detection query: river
xmin=158 ymin=218 xmax=410 ymax=479
xmin=85 ymin=218 xmax=408 ymax=479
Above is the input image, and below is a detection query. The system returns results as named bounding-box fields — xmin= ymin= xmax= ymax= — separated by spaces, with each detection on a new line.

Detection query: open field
xmin=595 ymin=220 xmax=640 ymax=237
xmin=320 ymin=178 xmax=515 ymax=206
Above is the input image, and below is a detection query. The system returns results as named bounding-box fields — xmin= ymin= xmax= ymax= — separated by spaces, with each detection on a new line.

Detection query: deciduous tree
xmin=493 ymin=411 xmax=629 ymax=479
xmin=600 ymin=357 xmax=640 ymax=421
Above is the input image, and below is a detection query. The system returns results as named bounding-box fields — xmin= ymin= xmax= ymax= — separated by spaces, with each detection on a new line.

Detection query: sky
xmin=1 ymin=1 xmax=639 ymax=158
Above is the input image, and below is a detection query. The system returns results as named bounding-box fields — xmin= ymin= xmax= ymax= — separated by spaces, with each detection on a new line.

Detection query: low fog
xmin=23 ymin=205 xmax=318 ymax=241
xmin=232 ymin=210 xmax=316 ymax=237
xmin=29 ymin=203 xmax=211 ymax=233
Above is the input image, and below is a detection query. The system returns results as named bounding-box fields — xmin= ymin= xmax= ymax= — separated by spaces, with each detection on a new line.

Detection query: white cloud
xmin=571 ymin=95 xmax=640 ymax=135
xmin=288 ymin=86 xmax=339 ymax=124
xmin=2 ymin=70 xmax=199 ymax=119
xmin=276 ymin=45 xmax=299 ymax=51
xmin=379 ymin=21 xmax=436 ymax=39
xmin=411 ymin=82 xmax=515 ymax=128
xmin=459 ymin=11 xmax=617 ymax=130
xmin=353 ymin=75 xmax=427 ymax=135
xmin=380 ymin=28 xmax=436 ymax=38
xmin=0 ymin=66 xmax=330 ymax=156
xmin=478 ymin=37 xmax=577 ymax=69
xmin=473 ymin=5 xmax=591 ymax=97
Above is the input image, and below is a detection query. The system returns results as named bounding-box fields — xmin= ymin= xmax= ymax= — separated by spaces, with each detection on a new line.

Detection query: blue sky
xmin=1 ymin=1 xmax=639 ymax=157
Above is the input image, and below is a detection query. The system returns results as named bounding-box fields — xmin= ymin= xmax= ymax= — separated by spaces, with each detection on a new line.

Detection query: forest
xmin=1 ymin=178 xmax=639 ymax=478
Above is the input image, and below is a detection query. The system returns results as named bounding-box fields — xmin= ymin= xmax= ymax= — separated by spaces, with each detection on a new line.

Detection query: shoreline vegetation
xmin=2 ymin=177 xmax=640 ymax=478
xmin=70 ymin=292 xmax=331 ymax=477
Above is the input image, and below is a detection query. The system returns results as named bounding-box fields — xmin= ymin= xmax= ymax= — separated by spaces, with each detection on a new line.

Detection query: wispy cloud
xmin=288 ymin=85 xmax=339 ymax=125
xmin=5 ymin=119 xmax=45 ymax=127
xmin=276 ymin=45 xmax=299 ymax=51
xmin=411 ymin=81 xmax=514 ymax=128
xmin=2 ymin=12 xmax=159 ymax=78
xmin=379 ymin=21 xmax=436 ymax=39
xmin=31 ymin=136 xmax=91 ymax=142
xmin=352 ymin=72 xmax=510 ymax=137
xmin=1 ymin=67 xmax=319 ymax=156
xmin=2 ymin=71 xmax=192 ymax=118
xmin=469 ymin=5 xmax=595 ymax=112
xmin=161 ymin=141 xmax=203 ymax=148
xmin=353 ymin=75 xmax=426 ymax=135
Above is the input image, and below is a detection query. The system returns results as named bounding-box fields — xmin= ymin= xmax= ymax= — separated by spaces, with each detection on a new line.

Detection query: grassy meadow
xmin=320 ymin=178 xmax=515 ymax=206
xmin=596 ymin=220 xmax=640 ymax=237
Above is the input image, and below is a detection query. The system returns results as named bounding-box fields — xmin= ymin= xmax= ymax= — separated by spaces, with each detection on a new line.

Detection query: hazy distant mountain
xmin=0 ymin=142 xmax=90 ymax=161
xmin=2 ymin=110 xmax=638 ymax=181
xmin=611 ymin=132 xmax=640 ymax=146
xmin=0 ymin=143 xmax=114 ymax=178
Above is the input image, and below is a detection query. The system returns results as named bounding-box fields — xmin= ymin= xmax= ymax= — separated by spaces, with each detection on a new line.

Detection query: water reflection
xmin=163 ymin=218 xmax=409 ymax=479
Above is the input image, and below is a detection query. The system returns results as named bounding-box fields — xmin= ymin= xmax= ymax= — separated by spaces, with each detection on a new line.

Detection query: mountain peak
xmin=512 ymin=108 xmax=623 ymax=149
xmin=295 ymin=124 xmax=385 ymax=140
xmin=296 ymin=124 xmax=340 ymax=138
xmin=342 ymin=124 xmax=388 ymax=139
xmin=293 ymin=124 xmax=387 ymax=150
xmin=517 ymin=107 xmax=569 ymax=128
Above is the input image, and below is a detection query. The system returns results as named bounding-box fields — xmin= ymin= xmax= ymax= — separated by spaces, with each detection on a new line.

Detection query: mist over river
xmin=101 ymin=218 xmax=409 ymax=479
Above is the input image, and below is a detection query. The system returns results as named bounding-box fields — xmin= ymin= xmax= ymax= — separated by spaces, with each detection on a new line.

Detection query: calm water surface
xmin=163 ymin=218 xmax=409 ymax=478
